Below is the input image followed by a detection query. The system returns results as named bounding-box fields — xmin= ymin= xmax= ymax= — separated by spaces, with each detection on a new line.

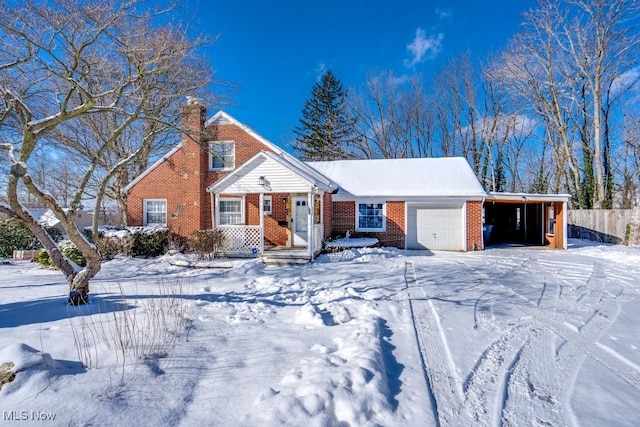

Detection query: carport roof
xmin=486 ymin=192 xmax=572 ymax=203
xmin=307 ymin=157 xmax=487 ymax=198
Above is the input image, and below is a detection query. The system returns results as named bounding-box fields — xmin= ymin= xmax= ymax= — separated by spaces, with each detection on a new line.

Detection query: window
xmin=219 ymin=198 xmax=243 ymax=225
xmin=356 ymin=201 xmax=385 ymax=232
xmin=209 ymin=141 xmax=235 ymax=170
xmin=144 ymin=199 xmax=167 ymax=225
xmin=263 ymin=196 xmax=272 ymax=215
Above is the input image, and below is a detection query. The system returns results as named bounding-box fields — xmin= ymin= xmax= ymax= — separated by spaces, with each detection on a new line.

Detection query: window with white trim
xmin=356 ymin=201 xmax=385 ymax=232
xmin=219 ymin=198 xmax=244 ymax=225
xmin=209 ymin=141 xmax=235 ymax=170
xmin=263 ymin=195 xmax=272 ymax=215
xmin=144 ymin=199 xmax=167 ymax=225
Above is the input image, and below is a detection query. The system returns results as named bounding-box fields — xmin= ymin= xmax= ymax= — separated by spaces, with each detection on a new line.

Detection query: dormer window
xmin=209 ymin=141 xmax=235 ymax=171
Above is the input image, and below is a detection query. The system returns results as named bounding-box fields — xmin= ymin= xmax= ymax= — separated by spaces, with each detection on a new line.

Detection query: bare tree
xmin=494 ymin=0 xmax=640 ymax=207
xmin=349 ymin=71 xmax=434 ymax=159
xmin=0 ymin=0 xmax=217 ymax=304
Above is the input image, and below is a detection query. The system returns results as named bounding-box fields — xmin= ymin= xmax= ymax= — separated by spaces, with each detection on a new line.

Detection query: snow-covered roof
xmin=307 ymin=157 xmax=487 ymax=199
xmin=26 ymin=208 xmax=57 ymax=227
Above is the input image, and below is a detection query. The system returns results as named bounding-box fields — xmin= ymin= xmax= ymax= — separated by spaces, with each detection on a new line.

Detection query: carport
xmin=483 ymin=192 xmax=571 ymax=249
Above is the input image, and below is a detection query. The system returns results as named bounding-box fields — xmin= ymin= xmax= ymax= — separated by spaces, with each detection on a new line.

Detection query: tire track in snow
xmin=408 ymin=255 xmax=640 ymax=426
xmin=410 ymin=294 xmax=468 ymax=425
xmin=407 ymin=258 xmax=531 ymax=425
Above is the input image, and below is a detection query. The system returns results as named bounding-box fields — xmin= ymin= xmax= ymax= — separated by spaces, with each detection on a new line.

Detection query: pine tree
xmin=294 ymin=70 xmax=356 ymax=161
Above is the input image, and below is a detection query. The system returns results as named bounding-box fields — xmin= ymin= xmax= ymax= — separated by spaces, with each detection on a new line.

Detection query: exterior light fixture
xmin=282 ymin=197 xmax=287 ymax=204
xmin=259 ymin=176 xmax=265 ymax=186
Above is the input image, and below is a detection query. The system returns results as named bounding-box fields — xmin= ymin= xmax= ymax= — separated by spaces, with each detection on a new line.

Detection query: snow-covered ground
xmin=1 ymin=240 xmax=639 ymax=426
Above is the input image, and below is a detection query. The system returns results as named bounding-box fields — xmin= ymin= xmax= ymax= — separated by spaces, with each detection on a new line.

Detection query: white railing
xmin=312 ymin=223 xmax=324 ymax=255
xmin=218 ymin=225 xmax=263 ymax=255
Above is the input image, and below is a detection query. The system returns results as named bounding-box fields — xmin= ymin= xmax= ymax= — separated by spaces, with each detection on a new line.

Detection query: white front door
xmin=292 ymin=197 xmax=308 ymax=246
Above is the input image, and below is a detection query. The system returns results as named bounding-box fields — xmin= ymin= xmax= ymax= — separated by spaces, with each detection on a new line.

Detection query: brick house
xmin=126 ymin=100 xmax=570 ymax=259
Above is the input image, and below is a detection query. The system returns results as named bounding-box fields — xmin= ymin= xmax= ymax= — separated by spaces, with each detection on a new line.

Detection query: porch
xmin=206 ymin=150 xmax=338 ymax=262
xmin=215 ymin=223 xmax=325 ymax=261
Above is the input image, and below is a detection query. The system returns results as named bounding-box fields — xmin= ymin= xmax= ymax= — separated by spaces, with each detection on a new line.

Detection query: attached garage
xmin=406 ymin=204 xmax=465 ymax=250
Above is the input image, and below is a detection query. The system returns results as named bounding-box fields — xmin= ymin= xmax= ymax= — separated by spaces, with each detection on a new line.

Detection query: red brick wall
xmin=127 ymin=101 xmax=207 ymax=238
xmin=332 ymin=201 xmax=355 ymax=238
xmin=330 ymin=200 xmax=405 ymax=248
xmin=466 ymin=200 xmax=483 ymax=251
xmin=381 ymin=201 xmax=405 ymax=248
xmin=323 ymin=192 xmax=332 ymax=239
xmin=264 ymin=193 xmax=289 ymax=246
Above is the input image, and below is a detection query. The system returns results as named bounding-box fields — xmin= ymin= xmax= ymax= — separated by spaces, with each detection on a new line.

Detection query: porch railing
xmin=312 ymin=223 xmax=324 ymax=255
xmin=218 ymin=225 xmax=263 ymax=255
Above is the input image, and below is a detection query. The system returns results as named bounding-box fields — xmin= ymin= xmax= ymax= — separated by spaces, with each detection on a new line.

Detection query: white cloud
xmin=404 ymin=28 xmax=443 ymax=67
xmin=611 ymin=67 xmax=640 ymax=96
xmin=315 ymin=62 xmax=327 ymax=82
xmin=435 ymin=8 xmax=453 ymax=20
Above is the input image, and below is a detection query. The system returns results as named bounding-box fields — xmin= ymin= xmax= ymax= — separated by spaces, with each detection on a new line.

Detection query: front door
xmin=292 ymin=197 xmax=308 ymax=246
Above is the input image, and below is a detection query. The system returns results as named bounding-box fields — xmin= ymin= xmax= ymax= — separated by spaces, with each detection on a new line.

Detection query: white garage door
xmin=406 ymin=205 xmax=465 ymax=250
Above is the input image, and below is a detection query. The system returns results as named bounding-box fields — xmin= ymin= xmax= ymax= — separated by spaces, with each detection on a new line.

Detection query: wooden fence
xmin=568 ymin=208 xmax=640 ymax=246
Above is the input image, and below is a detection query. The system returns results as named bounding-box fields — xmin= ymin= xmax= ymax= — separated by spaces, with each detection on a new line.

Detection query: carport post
xmin=523 ymin=199 xmax=527 ymax=242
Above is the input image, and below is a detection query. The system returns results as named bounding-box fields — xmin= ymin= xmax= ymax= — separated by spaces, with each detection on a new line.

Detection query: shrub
xmin=60 ymin=240 xmax=86 ymax=267
xmin=36 ymin=248 xmax=54 ymax=266
xmin=0 ymin=219 xmax=41 ymax=258
xmin=130 ymin=227 xmax=168 ymax=258
xmin=188 ymin=229 xmax=227 ymax=260
xmin=168 ymin=233 xmax=188 ymax=253
xmin=96 ymin=235 xmax=133 ymax=260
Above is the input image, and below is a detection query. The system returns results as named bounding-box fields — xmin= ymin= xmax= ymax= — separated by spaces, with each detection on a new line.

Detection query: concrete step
xmin=263 ymin=257 xmax=310 ymax=267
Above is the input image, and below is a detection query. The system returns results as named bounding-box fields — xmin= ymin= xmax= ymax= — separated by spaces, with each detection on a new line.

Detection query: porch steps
xmin=261 ymin=251 xmax=311 ymax=267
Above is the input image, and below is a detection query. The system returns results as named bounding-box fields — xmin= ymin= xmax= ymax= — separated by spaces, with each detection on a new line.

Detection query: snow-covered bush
xmin=84 ymin=225 xmax=169 ymax=259
xmin=36 ymin=240 xmax=87 ymax=267
xmin=129 ymin=226 xmax=168 ymax=258
xmin=59 ymin=240 xmax=86 ymax=266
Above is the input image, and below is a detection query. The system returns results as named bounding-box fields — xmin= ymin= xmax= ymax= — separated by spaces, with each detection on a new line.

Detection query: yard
xmin=1 ymin=240 xmax=639 ymax=426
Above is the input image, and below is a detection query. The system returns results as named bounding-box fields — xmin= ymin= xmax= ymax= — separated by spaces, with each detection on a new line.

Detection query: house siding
xmin=466 ymin=200 xmax=483 ymax=251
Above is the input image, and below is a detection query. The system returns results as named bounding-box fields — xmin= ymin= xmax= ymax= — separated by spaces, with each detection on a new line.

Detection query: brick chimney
xmin=176 ymin=97 xmax=208 ymax=235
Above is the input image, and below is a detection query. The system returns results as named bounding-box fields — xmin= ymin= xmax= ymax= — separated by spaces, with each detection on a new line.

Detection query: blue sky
xmin=179 ymin=0 xmax=537 ymax=148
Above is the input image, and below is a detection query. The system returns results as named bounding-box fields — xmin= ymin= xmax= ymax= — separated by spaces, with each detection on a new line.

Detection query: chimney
xmin=182 ymin=96 xmax=206 ymax=143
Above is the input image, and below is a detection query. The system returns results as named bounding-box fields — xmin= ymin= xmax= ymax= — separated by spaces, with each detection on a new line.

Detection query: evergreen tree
xmin=294 ymin=70 xmax=356 ymax=161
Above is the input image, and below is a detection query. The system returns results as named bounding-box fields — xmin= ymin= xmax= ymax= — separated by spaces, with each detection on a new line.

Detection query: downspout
xmin=481 ymin=196 xmax=486 ymax=250
xmin=259 ymin=192 xmax=265 ymax=255
xmin=210 ymin=192 xmax=215 ymax=228
xmin=541 ymin=203 xmax=545 ymax=246
xmin=562 ymin=201 xmax=568 ymax=249
xmin=308 ymin=190 xmax=314 ymax=262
